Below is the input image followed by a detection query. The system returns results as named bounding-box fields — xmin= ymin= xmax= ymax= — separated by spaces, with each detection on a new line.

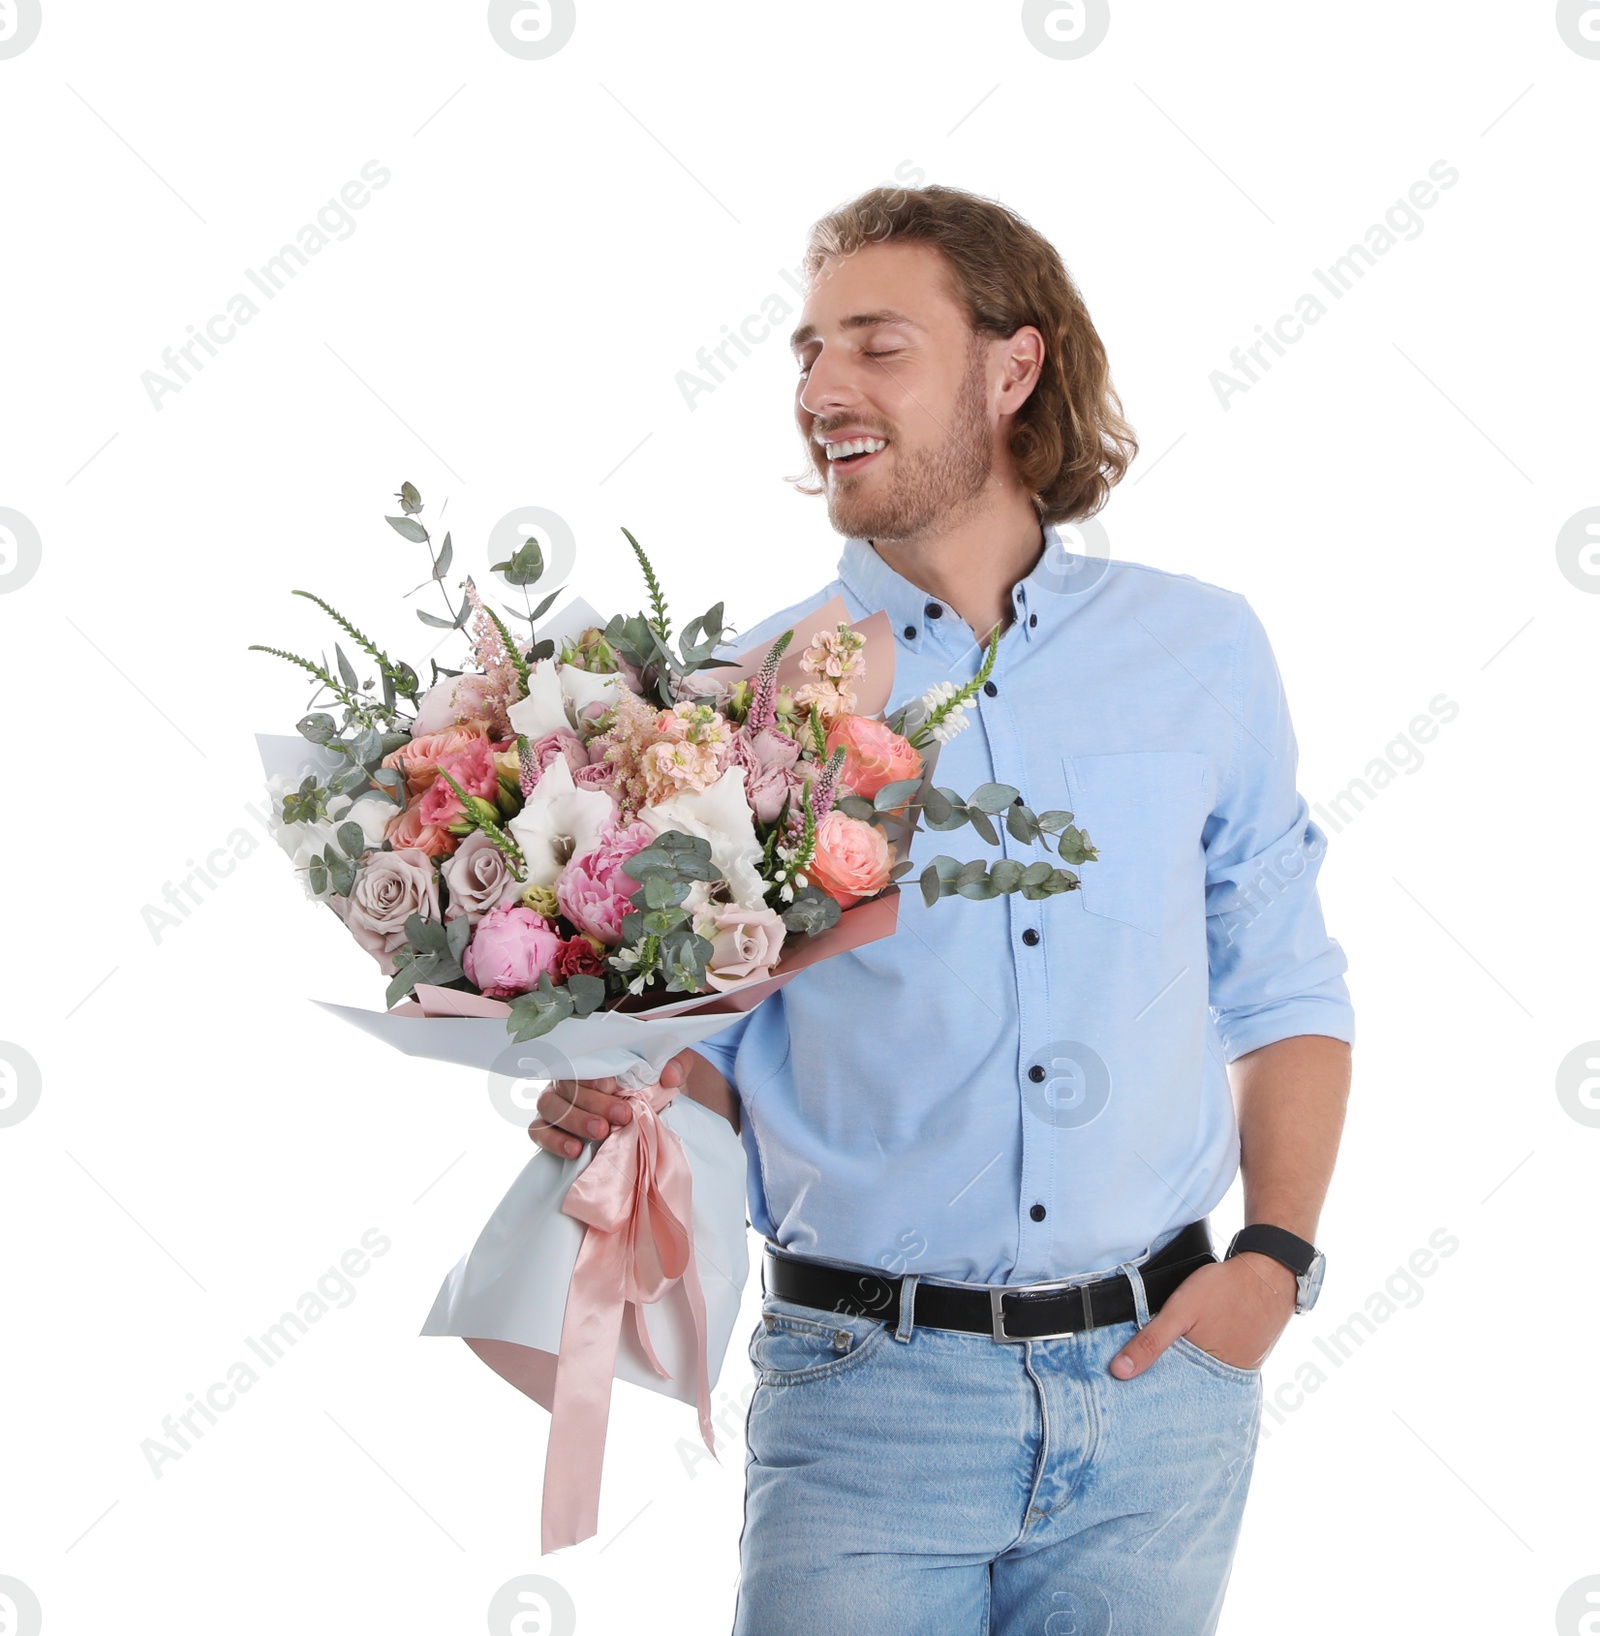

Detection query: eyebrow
xmin=788 ymin=310 xmax=921 ymax=351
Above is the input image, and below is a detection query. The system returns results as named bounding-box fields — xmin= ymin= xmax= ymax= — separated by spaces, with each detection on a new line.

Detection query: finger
xmin=536 ymin=1082 xmax=616 ymax=1143
xmin=529 ymin=1120 xmax=586 ymax=1159
xmin=1108 ymin=1311 xmax=1187 ymax=1379
xmin=659 ymin=1054 xmax=687 ymax=1089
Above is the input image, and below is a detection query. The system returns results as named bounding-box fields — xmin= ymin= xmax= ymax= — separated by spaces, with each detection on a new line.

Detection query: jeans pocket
xmin=748 ymin=1296 xmax=889 ymax=1385
xmin=1170 ymin=1333 xmax=1263 ymax=1387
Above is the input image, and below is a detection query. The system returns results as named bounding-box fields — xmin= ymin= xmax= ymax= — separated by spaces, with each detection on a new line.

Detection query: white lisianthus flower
xmin=507 ymin=659 xmax=623 ymax=741
xmin=640 ymin=765 xmax=768 ymax=910
xmin=505 ymin=753 xmax=619 ymax=887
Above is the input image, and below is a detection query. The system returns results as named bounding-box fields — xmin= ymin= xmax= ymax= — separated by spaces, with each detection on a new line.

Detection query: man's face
xmin=791 ymin=241 xmax=997 ymax=544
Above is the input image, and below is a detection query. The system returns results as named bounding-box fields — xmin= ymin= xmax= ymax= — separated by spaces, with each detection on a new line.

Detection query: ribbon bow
xmin=541 ymin=1076 xmax=716 ymax=1553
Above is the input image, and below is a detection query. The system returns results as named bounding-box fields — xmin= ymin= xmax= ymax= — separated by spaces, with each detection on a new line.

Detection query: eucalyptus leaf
xmin=835 ymin=795 xmax=876 ymax=822
xmin=957 ymin=875 xmax=999 ymax=900
xmin=990 ymin=858 xmax=1025 ymax=894
xmin=335 ymin=644 xmax=359 ymax=691
xmin=873 ymin=777 xmax=922 ymax=812
xmin=1036 ymin=810 xmax=1075 ymax=832
xmin=398 ymin=481 xmax=423 ymax=514
xmin=920 ymin=785 xmax=953 ymax=826
xmin=565 ymin=974 xmax=606 ymax=1017
xmin=967 ymin=782 xmax=1020 ymax=814
xmin=1006 ymin=803 xmax=1040 ymax=844
xmin=296 ymin=712 xmax=337 ymax=745
xmin=386 ymin=515 xmax=429 ymax=543
xmin=968 ymin=809 xmax=1000 ymax=847
xmin=434 ymin=532 xmax=453 ymax=581
xmin=336 ymin=822 xmax=365 ymax=859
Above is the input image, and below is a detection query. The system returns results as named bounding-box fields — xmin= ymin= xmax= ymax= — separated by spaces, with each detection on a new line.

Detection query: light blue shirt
xmin=694 ymin=526 xmax=1354 ymax=1285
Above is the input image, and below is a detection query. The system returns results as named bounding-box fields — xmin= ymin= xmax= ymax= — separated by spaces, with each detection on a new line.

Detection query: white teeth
xmin=824 ymin=437 xmax=888 ymax=461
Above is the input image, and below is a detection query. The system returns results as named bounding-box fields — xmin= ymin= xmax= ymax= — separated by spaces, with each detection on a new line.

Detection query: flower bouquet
xmin=252 ymin=482 xmax=1096 ymax=1550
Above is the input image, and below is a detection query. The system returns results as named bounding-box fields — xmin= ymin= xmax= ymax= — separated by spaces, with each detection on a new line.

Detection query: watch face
xmin=1298 ymin=1252 xmax=1326 ymax=1313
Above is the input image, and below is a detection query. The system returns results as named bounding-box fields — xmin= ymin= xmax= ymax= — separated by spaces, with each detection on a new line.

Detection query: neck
xmin=868 ymin=481 xmax=1044 ymax=641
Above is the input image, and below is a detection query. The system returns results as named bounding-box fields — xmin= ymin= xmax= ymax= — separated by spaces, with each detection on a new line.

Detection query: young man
xmin=531 ymin=185 xmax=1354 ymax=1634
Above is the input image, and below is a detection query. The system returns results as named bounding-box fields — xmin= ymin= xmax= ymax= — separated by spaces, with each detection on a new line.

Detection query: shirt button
xmin=1027 ymin=1064 xmax=1046 ymax=1083
xmin=903 ymin=624 xmax=917 ymax=640
xmin=1029 ymin=613 xmax=1038 ymax=628
xmin=1030 ymin=1203 xmax=1047 ymax=1222
xmin=1021 ymin=928 xmax=1040 ymax=947
xmin=924 ymin=601 xmax=943 ymax=619
xmin=983 ymin=680 xmax=998 ymax=697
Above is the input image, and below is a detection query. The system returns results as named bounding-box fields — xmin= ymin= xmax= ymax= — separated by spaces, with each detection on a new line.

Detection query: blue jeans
xmin=732 ymin=1255 xmax=1262 ymax=1635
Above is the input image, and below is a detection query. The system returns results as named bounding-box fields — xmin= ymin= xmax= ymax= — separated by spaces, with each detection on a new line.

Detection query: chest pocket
xmin=1061 ymin=750 xmax=1210 ymax=937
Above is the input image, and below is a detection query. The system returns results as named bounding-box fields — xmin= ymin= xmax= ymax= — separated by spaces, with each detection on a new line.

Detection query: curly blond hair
xmin=796 ymin=184 xmax=1137 ymax=524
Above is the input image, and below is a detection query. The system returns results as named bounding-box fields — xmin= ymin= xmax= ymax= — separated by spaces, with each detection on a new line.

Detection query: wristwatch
xmin=1225 ymin=1224 xmax=1325 ymax=1314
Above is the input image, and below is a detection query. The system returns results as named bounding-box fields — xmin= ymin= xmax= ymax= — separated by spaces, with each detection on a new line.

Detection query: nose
xmin=797 ymin=345 xmax=863 ymax=422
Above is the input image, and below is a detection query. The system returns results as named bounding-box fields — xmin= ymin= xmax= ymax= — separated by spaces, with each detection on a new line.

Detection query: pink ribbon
xmin=541 ymin=1077 xmax=716 ymax=1553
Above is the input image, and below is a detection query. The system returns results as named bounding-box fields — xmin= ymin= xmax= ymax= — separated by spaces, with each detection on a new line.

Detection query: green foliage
xmin=385 ymin=913 xmax=470 ymax=1007
xmin=506 ymin=971 xmax=608 ymax=1042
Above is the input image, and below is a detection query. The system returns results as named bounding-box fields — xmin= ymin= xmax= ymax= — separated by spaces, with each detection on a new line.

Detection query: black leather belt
xmin=763 ymin=1218 xmax=1216 ymax=1342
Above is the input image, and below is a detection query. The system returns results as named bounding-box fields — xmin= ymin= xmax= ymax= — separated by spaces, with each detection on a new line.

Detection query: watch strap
xmin=1226 ymin=1223 xmax=1317 ymax=1278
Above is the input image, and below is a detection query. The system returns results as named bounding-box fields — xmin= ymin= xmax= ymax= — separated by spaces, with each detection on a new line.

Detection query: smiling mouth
xmin=822 ymin=437 xmax=889 ymax=475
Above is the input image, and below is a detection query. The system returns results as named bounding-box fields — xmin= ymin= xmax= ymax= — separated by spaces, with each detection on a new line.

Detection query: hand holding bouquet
xmin=251 ymin=482 xmax=1097 ymax=1550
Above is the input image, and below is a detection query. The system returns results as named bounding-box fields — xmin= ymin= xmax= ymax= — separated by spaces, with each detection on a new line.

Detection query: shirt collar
xmin=835 ymin=521 xmax=1071 ymax=649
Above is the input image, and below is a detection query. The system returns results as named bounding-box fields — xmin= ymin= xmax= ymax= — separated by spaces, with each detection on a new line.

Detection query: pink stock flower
xmin=555 ymin=818 xmax=656 ymax=946
xmin=418 ymin=739 xmax=502 ymax=828
xmin=572 ymin=760 xmax=622 ymax=797
xmin=462 ymin=905 xmax=562 ymax=998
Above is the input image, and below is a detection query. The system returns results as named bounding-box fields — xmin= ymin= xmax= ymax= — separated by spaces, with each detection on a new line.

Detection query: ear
xmin=994 ymin=325 xmax=1045 ymax=415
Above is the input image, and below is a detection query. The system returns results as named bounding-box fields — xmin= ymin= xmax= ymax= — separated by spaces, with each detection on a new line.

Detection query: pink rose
xmin=525 ymin=728 xmax=588 ymax=785
xmin=382 ymin=726 xmax=487 ymax=798
xmin=462 ymin=905 xmax=562 ymax=998
xmin=411 ymin=671 xmax=499 ymax=738
xmin=418 ymin=739 xmax=502 ymax=827
xmin=731 ymin=723 xmax=808 ymax=824
xmin=440 ymin=830 xmax=525 ymax=924
xmin=572 ymin=760 xmax=622 ymax=797
xmin=806 ymin=810 xmax=893 ymax=909
xmin=824 ymin=714 xmax=924 ymax=803
xmin=384 ymin=799 xmax=458 ymax=859
xmin=339 ymin=847 xmax=441 ymax=975
xmin=556 ymin=818 xmax=655 ymax=946
xmin=703 ymin=903 xmax=788 ymax=992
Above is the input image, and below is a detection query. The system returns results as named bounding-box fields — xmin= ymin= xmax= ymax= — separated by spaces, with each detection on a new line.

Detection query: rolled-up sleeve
xmin=1204 ymin=598 xmax=1355 ymax=1061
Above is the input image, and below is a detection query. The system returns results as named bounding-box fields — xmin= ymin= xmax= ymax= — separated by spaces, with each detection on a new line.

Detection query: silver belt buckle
xmin=988 ymin=1276 xmax=1092 ymax=1343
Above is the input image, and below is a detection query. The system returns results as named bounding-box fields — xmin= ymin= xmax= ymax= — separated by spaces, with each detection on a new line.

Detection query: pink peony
xmin=824 ymin=714 xmax=924 ymax=803
xmin=418 ymin=739 xmax=502 ymax=828
xmin=806 ymin=811 xmax=893 ymax=909
xmin=462 ymin=905 xmax=562 ymax=998
xmin=703 ymin=903 xmax=787 ymax=992
xmin=410 ymin=671 xmax=500 ymax=738
xmin=556 ymin=818 xmax=656 ymax=946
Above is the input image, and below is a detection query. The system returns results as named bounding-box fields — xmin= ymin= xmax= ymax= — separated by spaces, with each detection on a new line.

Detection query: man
xmin=531 ymin=185 xmax=1353 ymax=1634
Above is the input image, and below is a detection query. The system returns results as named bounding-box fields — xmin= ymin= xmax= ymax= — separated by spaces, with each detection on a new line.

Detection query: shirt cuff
xmin=1214 ymin=996 xmax=1356 ymax=1063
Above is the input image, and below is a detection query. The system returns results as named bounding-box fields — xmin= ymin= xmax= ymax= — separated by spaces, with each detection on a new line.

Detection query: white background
xmin=1 ymin=2 xmax=1596 ymax=1632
